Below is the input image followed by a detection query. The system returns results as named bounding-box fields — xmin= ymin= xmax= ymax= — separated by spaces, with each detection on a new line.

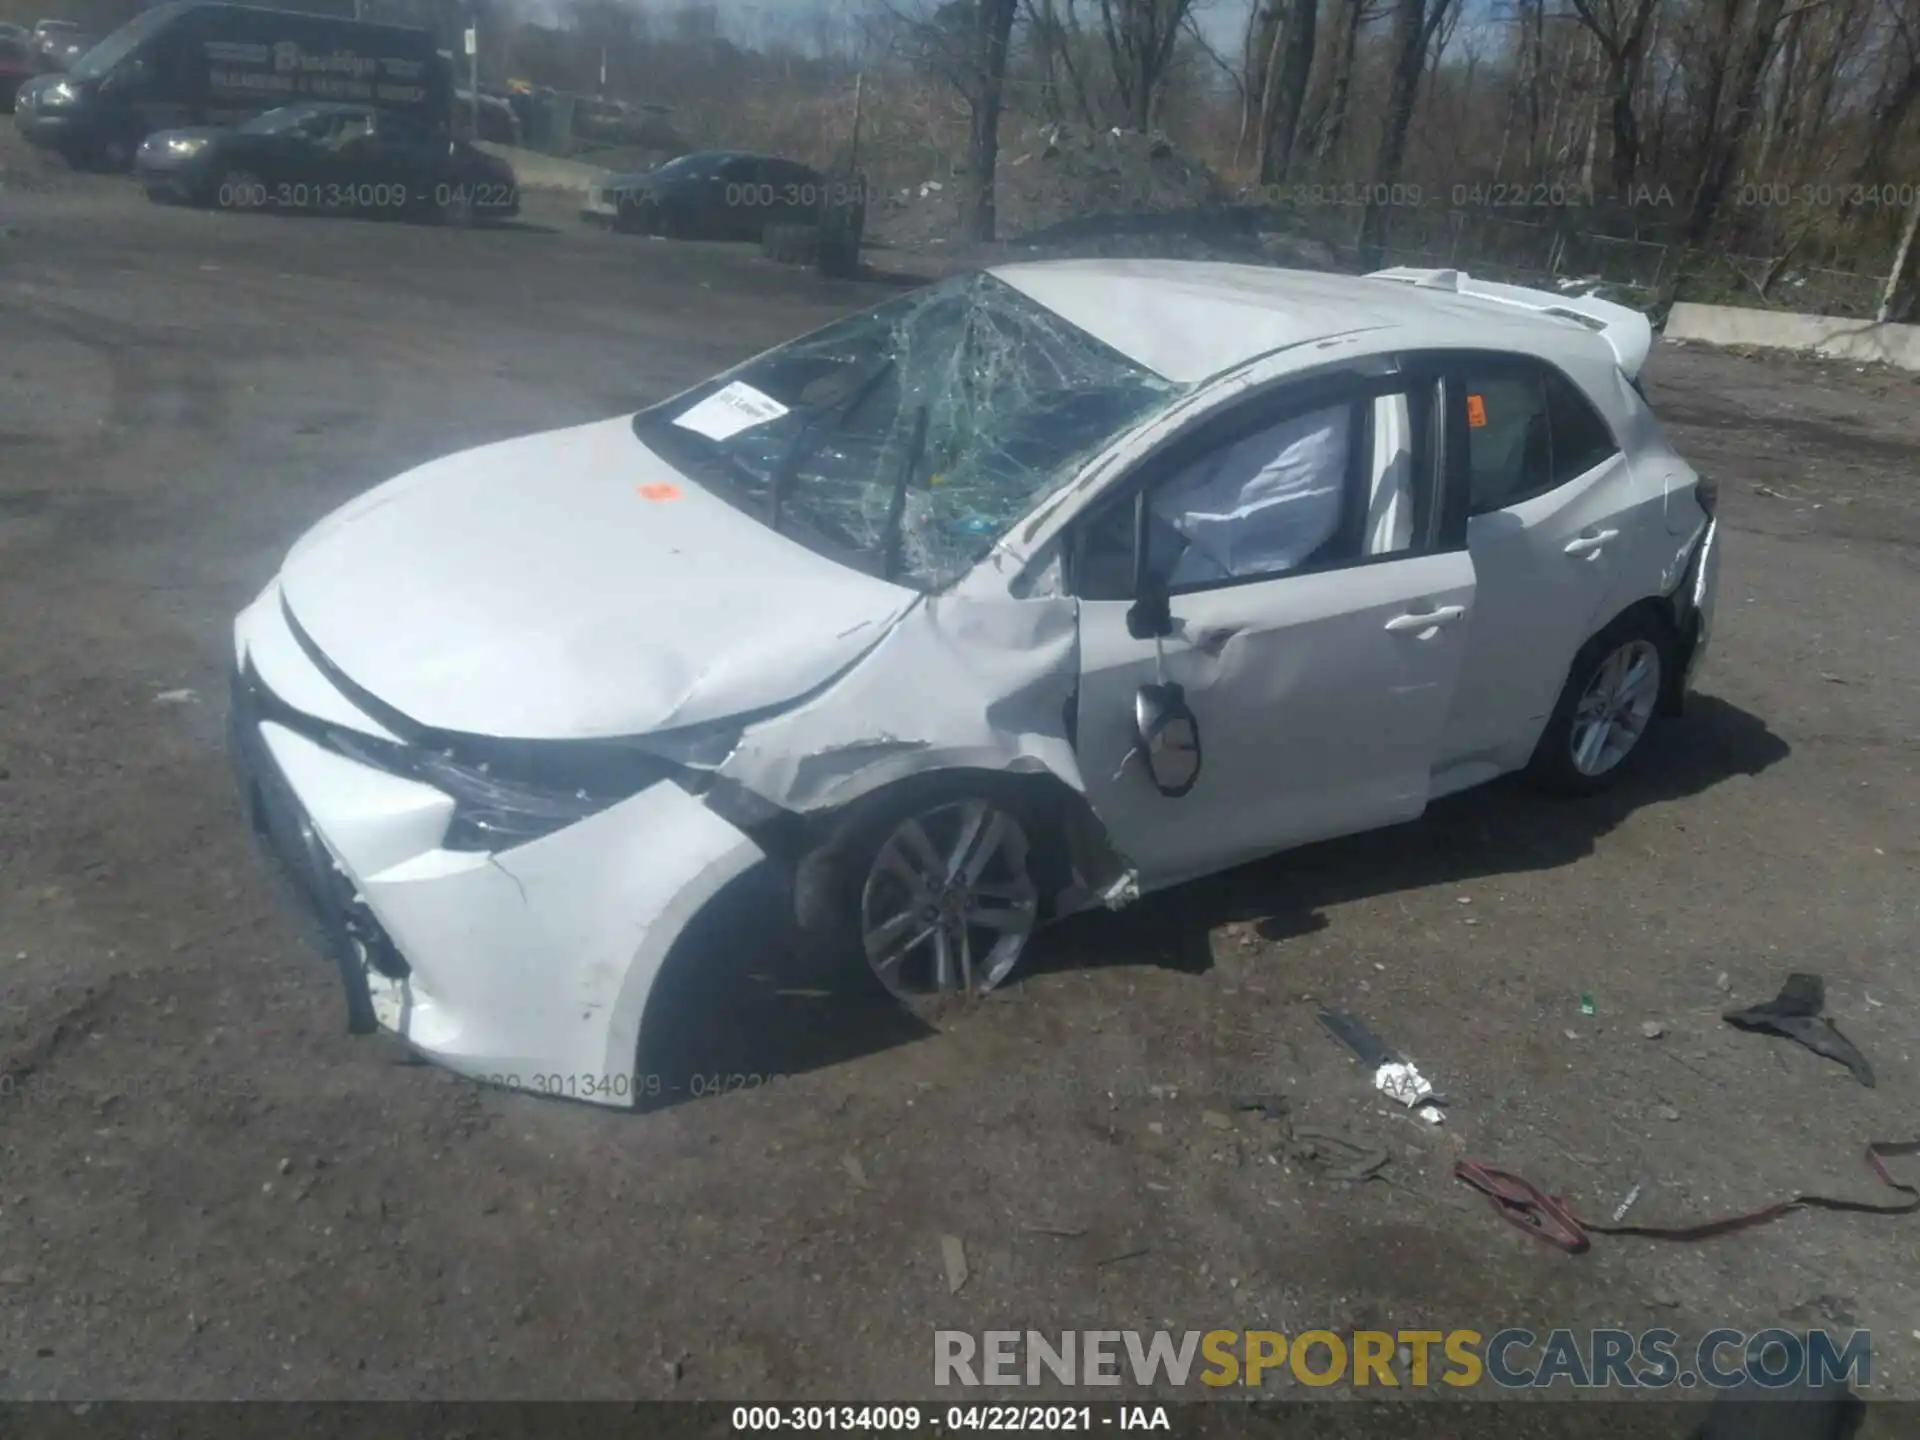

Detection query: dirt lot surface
xmin=3 ymin=137 xmax=1919 ymax=1422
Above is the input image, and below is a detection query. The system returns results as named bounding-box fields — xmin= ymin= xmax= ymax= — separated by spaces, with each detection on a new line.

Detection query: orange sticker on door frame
xmin=1466 ymin=394 xmax=1488 ymax=428
xmin=638 ymin=483 xmax=682 ymax=501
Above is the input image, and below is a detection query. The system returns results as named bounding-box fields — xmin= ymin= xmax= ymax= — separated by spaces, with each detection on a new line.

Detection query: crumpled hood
xmin=276 ymin=416 xmax=917 ymax=740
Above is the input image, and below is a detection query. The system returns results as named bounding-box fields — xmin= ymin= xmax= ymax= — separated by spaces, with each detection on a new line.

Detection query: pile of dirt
xmin=873 ymin=120 xmax=1228 ymax=249
xmin=869 ymin=121 xmax=1344 ymax=271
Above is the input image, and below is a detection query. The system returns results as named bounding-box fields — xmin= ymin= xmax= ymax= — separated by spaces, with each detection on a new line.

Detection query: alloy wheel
xmin=859 ymin=799 xmax=1039 ymax=1002
xmin=1569 ymin=638 xmax=1662 ymax=777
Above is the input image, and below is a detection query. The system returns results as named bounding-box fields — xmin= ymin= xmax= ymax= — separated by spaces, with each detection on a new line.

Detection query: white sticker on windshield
xmin=671 ymin=382 xmax=790 ymax=441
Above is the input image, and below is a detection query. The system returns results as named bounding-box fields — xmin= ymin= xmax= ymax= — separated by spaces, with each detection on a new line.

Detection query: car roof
xmin=986 ymin=258 xmax=1627 ymax=386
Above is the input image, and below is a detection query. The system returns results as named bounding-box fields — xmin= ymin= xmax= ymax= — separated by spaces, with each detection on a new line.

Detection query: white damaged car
xmin=229 ymin=261 xmax=1721 ymax=1105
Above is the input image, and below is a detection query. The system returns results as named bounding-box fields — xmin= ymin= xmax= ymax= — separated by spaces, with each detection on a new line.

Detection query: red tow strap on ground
xmin=1454 ymin=1140 xmax=1920 ymax=1253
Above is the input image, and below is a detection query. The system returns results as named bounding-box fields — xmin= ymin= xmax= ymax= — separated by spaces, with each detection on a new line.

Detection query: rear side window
xmin=1460 ymin=363 xmax=1622 ymax=514
xmin=1462 ymin=373 xmax=1550 ymax=514
xmin=1543 ymin=369 xmax=1621 ymax=483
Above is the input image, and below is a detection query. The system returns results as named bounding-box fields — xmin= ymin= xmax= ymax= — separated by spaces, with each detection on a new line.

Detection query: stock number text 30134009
xmin=730 ymin=1406 xmax=1164 ymax=1431
xmin=219 ymin=181 xmax=412 ymax=210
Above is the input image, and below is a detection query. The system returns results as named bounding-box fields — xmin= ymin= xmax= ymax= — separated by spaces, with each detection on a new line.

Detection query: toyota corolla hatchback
xmin=230 ymin=261 xmax=1720 ymax=1106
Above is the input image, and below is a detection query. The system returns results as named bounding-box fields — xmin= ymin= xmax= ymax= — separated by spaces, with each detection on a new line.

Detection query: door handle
xmin=1564 ymin=528 xmax=1619 ymax=556
xmin=1384 ymin=604 xmax=1465 ymax=634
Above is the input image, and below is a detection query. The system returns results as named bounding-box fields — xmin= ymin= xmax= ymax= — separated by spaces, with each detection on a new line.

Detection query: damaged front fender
xmin=710 ymin=590 xmax=1138 ymax=920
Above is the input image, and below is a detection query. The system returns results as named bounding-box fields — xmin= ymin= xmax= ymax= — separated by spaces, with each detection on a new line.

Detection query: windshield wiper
xmin=881 ymin=402 xmax=930 ymax=582
xmin=767 ymin=357 xmax=897 ymax=535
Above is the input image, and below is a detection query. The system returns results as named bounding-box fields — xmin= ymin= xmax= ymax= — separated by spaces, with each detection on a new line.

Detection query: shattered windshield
xmin=631 ymin=271 xmax=1187 ymax=591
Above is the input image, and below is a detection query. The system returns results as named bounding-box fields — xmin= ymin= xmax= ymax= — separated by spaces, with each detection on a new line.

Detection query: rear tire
xmin=1524 ymin=608 xmax=1676 ymax=796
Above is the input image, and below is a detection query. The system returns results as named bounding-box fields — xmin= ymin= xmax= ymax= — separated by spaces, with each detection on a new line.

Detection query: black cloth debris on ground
xmin=1723 ymin=973 xmax=1875 ymax=1086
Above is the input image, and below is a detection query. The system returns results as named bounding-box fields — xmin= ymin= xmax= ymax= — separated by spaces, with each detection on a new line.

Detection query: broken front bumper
xmin=228 ymin=605 xmax=768 ymax=1107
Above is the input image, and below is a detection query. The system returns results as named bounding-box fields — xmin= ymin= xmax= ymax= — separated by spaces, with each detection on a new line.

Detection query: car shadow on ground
xmin=633 ymin=695 xmax=1788 ymax=1110
xmin=633 ymin=864 xmax=934 ymax=1112
xmin=1026 ymin=693 xmax=1791 ymax=980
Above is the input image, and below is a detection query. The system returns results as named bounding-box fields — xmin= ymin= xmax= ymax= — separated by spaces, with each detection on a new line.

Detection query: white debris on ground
xmin=1374 ymin=1061 xmax=1444 ymax=1124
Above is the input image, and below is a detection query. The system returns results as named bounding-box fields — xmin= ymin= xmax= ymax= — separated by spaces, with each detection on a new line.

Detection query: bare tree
xmin=1254 ymin=0 xmax=1318 ymax=182
xmin=1795 ymin=0 xmax=1871 ymax=159
xmin=1684 ymin=0 xmax=1793 ymax=243
xmin=1849 ymin=0 xmax=1920 ymax=193
xmin=1233 ymin=0 xmax=1268 ymax=161
xmin=1306 ymin=0 xmax=1377 ymax=164
xmin=892 ymin=0 xmax=1022 ymax=240
xmin=1095 ymin=0 xmax=1199 ymax=129
xmin=1563 ymin=0 xmax=1661 ymax=194
xmin=1359 ymin=0 xmax=1463 ymax=263
xmin=964 ymin=0 xmax=1023 ymax=239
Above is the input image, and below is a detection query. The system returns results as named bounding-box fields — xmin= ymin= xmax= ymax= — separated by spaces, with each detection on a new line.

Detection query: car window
xmin=1148 ymin=404 xmax=1354 ymax=589
xmin=1075 ymin=388 xmax=1441 ymax=601
xmin=329 ymin=113 xmax=374 ymax=148
xmin=1461 ymin=372 xmax=1551 ymax=514
xmin=1543 ymin=368 xmax=1621 ymax=483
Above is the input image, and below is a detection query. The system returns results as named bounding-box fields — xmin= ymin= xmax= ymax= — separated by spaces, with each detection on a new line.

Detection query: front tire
xmin=216 ymin=168 xmax=266 ymax=212
xmin=1525 ymin=609 xmax=1675 ymax=795
xmin=796 ymin=780 xmax=1055 ymax=1017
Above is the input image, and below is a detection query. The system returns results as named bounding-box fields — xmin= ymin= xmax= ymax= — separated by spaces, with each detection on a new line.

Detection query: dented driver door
xmin=1068 ymin=380 xmax=1476 ymax=891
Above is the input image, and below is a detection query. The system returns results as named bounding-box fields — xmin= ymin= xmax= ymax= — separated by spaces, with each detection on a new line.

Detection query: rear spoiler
xmin=1365 ymin=268 xmax=1654 ymax=380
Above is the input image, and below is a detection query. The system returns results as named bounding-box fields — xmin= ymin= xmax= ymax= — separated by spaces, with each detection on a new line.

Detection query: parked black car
xmin=596 ymin=149 xmax=835 ymax=240
xmin=1 ymin=32 xmax=51 ymax=110
xmin=135 ymin=101 xmax=518 ymax=223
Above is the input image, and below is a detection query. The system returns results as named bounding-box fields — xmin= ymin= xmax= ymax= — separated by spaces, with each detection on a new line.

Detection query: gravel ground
xmin=1 ymin=137 xmax=1918 ymax=1424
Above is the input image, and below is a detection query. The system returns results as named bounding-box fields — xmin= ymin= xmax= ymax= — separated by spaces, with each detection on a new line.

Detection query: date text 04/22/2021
xmin=729 ymin=1406 xmax=1172 ymax=1431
